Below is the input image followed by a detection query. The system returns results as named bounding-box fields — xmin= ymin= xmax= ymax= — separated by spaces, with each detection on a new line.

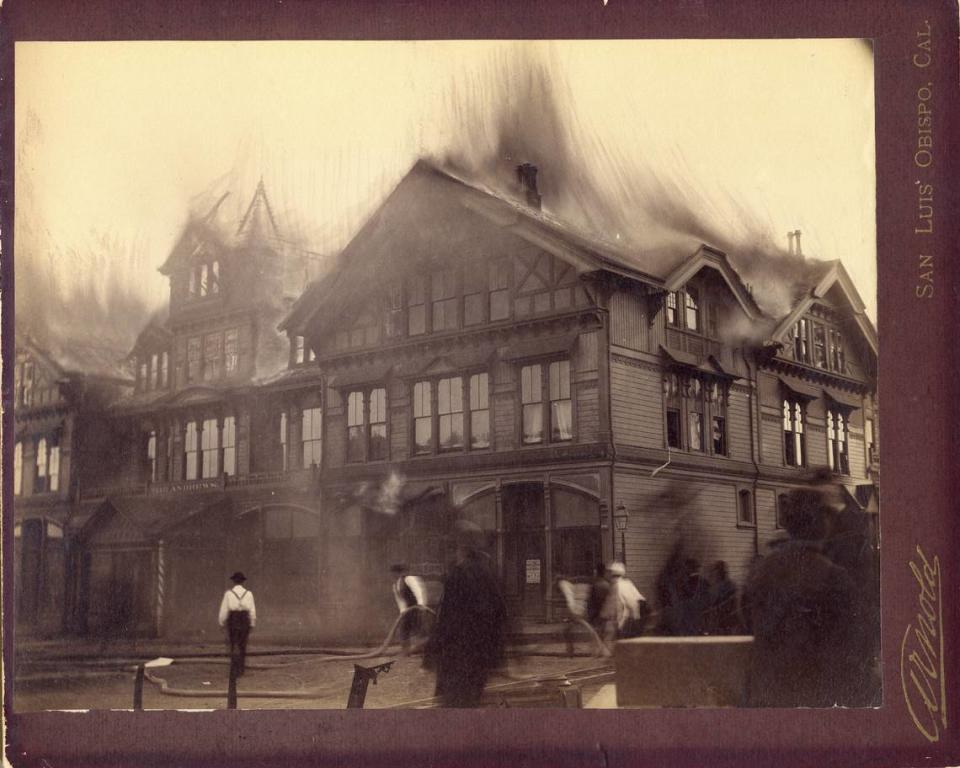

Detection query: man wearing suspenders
xmin=218 ymin=572 xmax=257 ymax=676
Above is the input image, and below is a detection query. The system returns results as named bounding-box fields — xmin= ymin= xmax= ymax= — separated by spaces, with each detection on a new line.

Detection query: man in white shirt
xmin=218 ymin=572 xmax=257 ymax=676
xmin=391 ymin=564 xmax=426 ymax=653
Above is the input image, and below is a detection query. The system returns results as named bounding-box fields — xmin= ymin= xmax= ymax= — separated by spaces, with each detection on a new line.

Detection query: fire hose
xmin=142 ymin=604 xmax=438 ymax=698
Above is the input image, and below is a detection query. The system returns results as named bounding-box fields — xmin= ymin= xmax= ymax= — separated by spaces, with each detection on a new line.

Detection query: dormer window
xmin=813 ymin=324 xmax=828 ymax=368
xmin=793 ymin=319 xmax=810 ymax=363
xmin=684 ymin=287 xmax=700 ymax=331
xmin=293 ymin=335 xmax=315 ymax=365
xmin=188 ymin=259 xmax=220 ymax=298
xmin=665 ymin=287 xmax=703 ymax=333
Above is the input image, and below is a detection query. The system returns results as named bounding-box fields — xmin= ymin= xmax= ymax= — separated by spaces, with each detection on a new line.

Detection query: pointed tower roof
xmin=237 ymin=178 xmax=281 ymax=243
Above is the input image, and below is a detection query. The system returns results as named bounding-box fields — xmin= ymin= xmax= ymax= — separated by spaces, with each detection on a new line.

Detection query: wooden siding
xmin=848 ymin=432 xmax=867 ymax=480
xmin=760 ymin=417 xmax=782 ymax=466
xmin=805 ymin=423 xmax=829 ymax=466
xmin=726 ymin=388 xmax=752 ymax=462
xmin=610 ymin=359 xmax=663 ymax=448
xmin=609 ymin=290 xmax=647 ymax=351
xmin=576 ymin=381 xmax=600 ymax=442
xmin=613 ymin=469 xmax=759 ymax=600
xmin=756 ymin=488 xmax=779 ymax=549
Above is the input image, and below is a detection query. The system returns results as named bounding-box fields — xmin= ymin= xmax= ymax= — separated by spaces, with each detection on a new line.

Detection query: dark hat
xmin=230 ymin=572 xmax=247 ymax=583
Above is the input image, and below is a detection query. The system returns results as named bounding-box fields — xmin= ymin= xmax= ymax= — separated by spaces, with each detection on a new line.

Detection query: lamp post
xmin=614 ymin=502 xmax=629 ymax=565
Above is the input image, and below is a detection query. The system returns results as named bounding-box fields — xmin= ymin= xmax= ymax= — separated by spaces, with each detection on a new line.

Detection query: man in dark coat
xmin=743 ymin=486 xmax=874 ymax=707
xmin=585 ymin=563 xmax=611 ymax=632
xmin=424 ymin=524 xmax=507 ymax=707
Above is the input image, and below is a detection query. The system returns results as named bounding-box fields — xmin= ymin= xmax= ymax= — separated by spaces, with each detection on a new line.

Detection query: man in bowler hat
xmin=218 ymin=572 xmax=257 ymax=676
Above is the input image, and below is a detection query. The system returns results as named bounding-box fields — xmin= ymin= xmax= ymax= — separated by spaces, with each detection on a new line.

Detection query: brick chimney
xmin=516 ymin=163 xmax=541 ymax=210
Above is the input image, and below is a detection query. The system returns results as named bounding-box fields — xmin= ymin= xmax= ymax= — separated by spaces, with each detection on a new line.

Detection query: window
xmin=294 ymin=335 xmax=305 ymax=364
xmin=413 ymin=381 xmax=433 ymax=454
xmin=663 ymin=372 xmax=726 ymax=454
xmin=35 ymin=437 xmax=48 ymax=492
xmin=151 ymin=353 xmax=160 ymax=390
xmin=813 ymin=324 xmax=827 ymax=368
xmin=160 ymin=351 xmax=169 ymax=387
xmin=469 ymin=373 xmax=490 ymax=449
xmin=184 ymin=421 xmax=199 ymax=480
xmin=347 ymin=393 xmax=365 ymax=463
xmin=22 ymin=362 xmax=34 ymax=406
xmin=432 ymin=269 xmax=459 ymax=332
xmin=865 ymin=418 xmax=876 ymax=462
xmin=777 ymin=493 xmax=790 ymax=529
xmin=194 ymin=260 xmax=220 ymax=297
xmin=407 ymin=276 xmax=427 ymax=336
xmin=368 ymin=388 xmax=387 ymax=461
xmin=666 ymin=291 xmax=680 ymax=327
xmin=793 ymin=319 xmax=810 ymax=363
xmin=438 ymin=377 xmax=465 ymax=451
xmin=187 ymin=337 xmax=201 ymax=382
xmin=549 ymin=360 xmax=573 ymax=442
xmin=48 ymin=444 xmax=60 ymax=492
xmin=463 ymin=262 xmax=485 ymax=327
xmin=829 ymin=330 xmax=846 ymax=373
xmin=13 ymin=442 xmax=22 ymax=495
xmin=684 ymin=286 xmax=700 ymax=331
xmin=738 ymin=489 xmax=755 ymax=526
xmin=147 ymin=431 xmax=157 ymax=482
xmin=347 ymin=389 xmax=387 ymax=462
xmin=280 ymin=412 xmax=288 ymax=471
xmin=783 ymin=399 xmax=806 ymax=467
xmin=139 ymin=359 xmax=149 ymax=390
xmin=521 ymin=364 xmax=544 ymax=444
xmin=301 ymin=407 xmax=322 ymax=468
xmin=201 ymin=418 xmax=219 ymax=478
xmin=204 ymin=334 xmax=223 ymax=381
xmin=225 ymin=330 xmax=239 ymax=374
xmin=384 ymin=283 xmax=404 ymax=338
xmin=222 ymin=417 xmax=236 ymax=476
xmin=489 ymin=258 xmax=511 ymax=322
xmin=827 ymin=409 xmax=850 ymax=475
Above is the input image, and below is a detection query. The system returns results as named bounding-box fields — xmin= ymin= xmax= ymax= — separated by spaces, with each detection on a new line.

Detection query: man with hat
xmin=218 ymin=572 xmax=257 ymax=676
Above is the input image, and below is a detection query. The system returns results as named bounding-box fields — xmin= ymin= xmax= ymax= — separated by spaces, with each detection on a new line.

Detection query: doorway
xmin=502 ymin=483 xmax=546 ymax=618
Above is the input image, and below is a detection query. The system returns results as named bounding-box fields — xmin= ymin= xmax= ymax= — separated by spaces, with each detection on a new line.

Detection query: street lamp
xmin=614 ymin=502 xmax=629 ymax=565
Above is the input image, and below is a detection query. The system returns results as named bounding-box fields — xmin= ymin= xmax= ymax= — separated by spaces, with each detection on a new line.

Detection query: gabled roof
xmin=237 ymin=178 xmax=280 ymax=242
xmin=16 ymin=329 xmax=133 ymax=384
xmin=662 ymin=245 xmax=762 ymax=320
xmin=127 ymin=320 xmax=173 ymax=359
xmin=771 ymin=260 xmax=878 ymax=357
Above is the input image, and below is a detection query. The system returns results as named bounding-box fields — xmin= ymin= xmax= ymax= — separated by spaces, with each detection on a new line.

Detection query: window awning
xmin=393 ymin=345 xmax=497 ymax=379
xmin=500 ymin=333 xmax=579 ymax=362
xmin=660 ymin=345 xmax=700 ymax=368
xmin=326 ymin=362 xmax=394 ymax=389
xmin=823 ymin=387 xmax=862 ymax=410
xmin=779 ymin=377 xmax=820 ymax=401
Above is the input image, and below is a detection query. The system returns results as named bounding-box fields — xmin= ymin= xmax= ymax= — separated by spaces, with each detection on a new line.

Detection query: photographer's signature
xmin=900 ymin=545 xmax=948 ymax=742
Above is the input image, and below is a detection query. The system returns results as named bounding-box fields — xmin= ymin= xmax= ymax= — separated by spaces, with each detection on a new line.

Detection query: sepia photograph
xmin=10 ymin=38 xmax=880 ymax=714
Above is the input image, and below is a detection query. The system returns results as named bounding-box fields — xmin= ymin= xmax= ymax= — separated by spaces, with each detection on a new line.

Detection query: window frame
xmin=737 ymin=488 xmax=755 ymax=528
xmin=519 ymin=358 xmax=574 ymax=447
xmin=826 ymin=407 xmax=851 ymax=475
xmin=782 ymin=398 xmax=807 ymax=468
xmin=301 ymin=406 xmax=323 ymax=468
xmin=409 ymin=371 xmax=494 ymax=456
xmin=13 ymin=441 xmax=23 ymax=496
xmin=662 ymin=371 xmax=728 ymax=456
xmin=345 ymin=386 xmax=389 ymax=464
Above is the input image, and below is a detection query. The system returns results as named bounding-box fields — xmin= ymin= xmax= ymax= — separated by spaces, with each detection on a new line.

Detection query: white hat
xmin=607 ymin=562 xmax=626 ymax=577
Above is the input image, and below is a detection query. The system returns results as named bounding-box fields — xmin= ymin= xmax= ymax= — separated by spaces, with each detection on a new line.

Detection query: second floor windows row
xmin=12 ymin=438 xmax=60 ymax=496
xmin=182 ymin=417 xmax=237 ymax=481
xmin=187 ymin=329 xmax=240 ymax=383
xmin=411 ymin=373 xmax=491 ymax=456
xmin=663 ymin=373 xmax=727 ymax=455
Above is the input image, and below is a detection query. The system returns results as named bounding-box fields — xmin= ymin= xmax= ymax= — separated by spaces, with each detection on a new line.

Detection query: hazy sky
xmin=15 ymin=39 xmax=877 ymax=325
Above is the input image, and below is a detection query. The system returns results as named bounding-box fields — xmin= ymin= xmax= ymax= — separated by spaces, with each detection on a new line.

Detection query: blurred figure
xmin=743 ymin=483 xmax=874 ymax=707
xmin=585 ymin=563 xmax=611 ymax=633
xmin=424 ymin=522 xmax=507 ymax=707
xmin=600 ymin=562 xmax=648 ymax=642
xmin=390 ymin=563 xmax=426 ymax=654
xmin=705 ymin=560 xmax=741 ymax=635
xmin=218 ymin=571 xmax=256 ymax=677
xmin=677 ymin=558 xmax=710 ymax=635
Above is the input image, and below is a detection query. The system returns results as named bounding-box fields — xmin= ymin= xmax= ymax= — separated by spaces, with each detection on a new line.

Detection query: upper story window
xmin=463 ymin=263 xmax=486 ymax=327
xmin=22 ymin=362 xmax=34 ymax=406
xmin=187 ymin=329 xmax=239 ymax=384
xmin=783 ymin=399 xmax=806 ymax=467
xmin=813 ymin=324 xmax=828 ymax=368
xmin=34 ymin=437 xmax=59 ymax=493
xmin=521 ymin=360 xmax=572 ymax=445
xmin=204 ymin=334 xmax=223 ymax=381
xmin=293 ymin=335 xmax=315 ymax=365
xmin=188 ymin=259 xmax=220 ymax=298
xmin=201 ymin=418 xmax=219 ymax=478
xmin=147 ymin=431 xmax=157 ymax=482
xmin=829 ymin=329 xmax=846 ymax=373
xmin=301 ymin=407 xmax=322 ymax=468
xmin=738 ymin=489 xmax=755 ymax=526
xmin=432 ymin=269 xmax=459 ymax=332
xmin=411 ymin=373 xmax=491 ymax=455
xmin=407 ymin=276 xmax=427 ymax=336
xmin=222 ymin=416 xmax=237 ymax=477
xmin=489 ymin=258 xmax=512 ymax=322
xmin=684 ymin=287 xmax=701 ymax=331
xmin=662 ymin=372 xmax=727 ymax=455
xmin=184 ymin=421 xmax=199 ymax=480
xmin=793 ymin=319 xmax=810 ymax=364
xmin=865 ymin=417 xmax=876 ymax=463
xmin=161 ymin=351 xmax=169 ymax=386
xmin=665 ymin=287 xmax=705 ymax=333
xmin=280 ymin=411 xmax=288 ymax=471
xmin=13 ymin=442 xmax=22 ymax=496
xmin=138 ymin=350 xmax=171 ymax=393
xmin=187 ymin=338 xmax=202 ymax=383
xmin=225 ymin=331 xmax=239 ymax=374
xmin=384 ymin=283 xmax=404 ymax=338
xmin=827 ymin=409 xmax=850 ymax=475
xmin=347 ymin=388 xmax=387 ymax=463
